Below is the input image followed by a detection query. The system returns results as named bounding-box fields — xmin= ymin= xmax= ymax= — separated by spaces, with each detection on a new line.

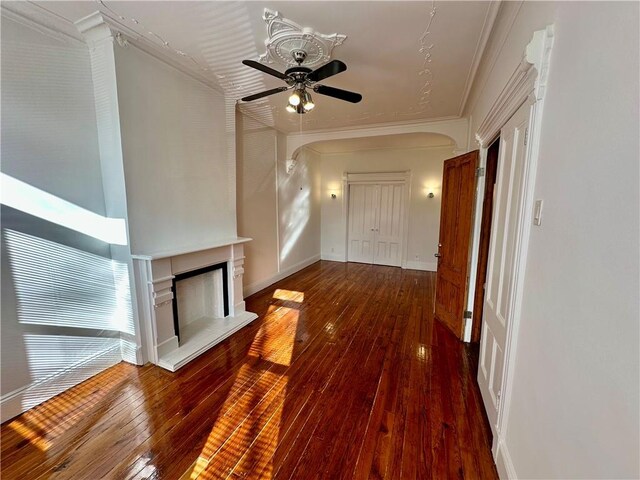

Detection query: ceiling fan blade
xmin=241 ymin=87 xmax=289 ymax=102
xmin=314 ymin=85 xmax=362 ymax=103
xmin=307 ymin=60 xmax=347 ymax=82
xmin=242 ymin=60 xmax=289 ymax=80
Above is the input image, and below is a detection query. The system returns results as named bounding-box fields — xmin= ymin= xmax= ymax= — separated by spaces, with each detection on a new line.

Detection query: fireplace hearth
xmin=132 ymin=238 xmax=257 ymax=371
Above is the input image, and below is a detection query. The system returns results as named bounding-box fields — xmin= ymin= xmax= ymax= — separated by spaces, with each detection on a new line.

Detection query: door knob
xmin=434 ymin=253 xmax=441 ymax=257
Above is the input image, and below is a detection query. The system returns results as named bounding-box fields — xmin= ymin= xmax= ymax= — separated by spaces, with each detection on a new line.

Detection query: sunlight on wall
xmin=19 ymin=335 xmax=122 ymax=413
xmin=0 ymin=173 xmax=127 ymax=245
xmin=4 ymin=229 xmax=135 ymax=335
xmin=279 ymin=160 xmax=312 ymax=262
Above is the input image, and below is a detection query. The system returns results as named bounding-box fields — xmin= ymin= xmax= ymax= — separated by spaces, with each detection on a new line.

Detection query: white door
xmin=348 ymin=183 xmax=405 ymax=266
xmin=347 ymin=184 xmax=378 ymax=263
xmin=374 ymin=184 xmax=404 ymax=267
xmin=478 ymin=102 xmax=531 ymax=434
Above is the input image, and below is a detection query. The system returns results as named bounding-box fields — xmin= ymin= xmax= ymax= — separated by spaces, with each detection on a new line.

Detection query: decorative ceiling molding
xmin=96 ymin=1 xmax=210 ymax=74
xmin=0 ymin=2 xmax=85 ymax=45
xmin=73 ymin=2 xmax=226 ymax=96
xmin=416 ymin=1 xmax=437 ymax=111
xmin=475 ymin=26 xmax=554 ymax=147
xmin=457 ymin=0 xmax=502 ymax=116
xmin=258 ymin=9 xmax=346 ymax=68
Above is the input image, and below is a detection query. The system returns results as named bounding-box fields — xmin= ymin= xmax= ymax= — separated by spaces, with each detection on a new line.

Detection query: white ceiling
xmin=28 ymin=1 xmax=496 ymax=134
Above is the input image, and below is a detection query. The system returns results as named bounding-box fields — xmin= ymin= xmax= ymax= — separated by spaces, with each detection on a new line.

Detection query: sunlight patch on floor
xmin=4 ymin=363 xmax=136 ymax=453
xmin=272 ymin=288 xmax=305 ymax=303
xmin=184 ymin=305 xmax=300 ymax=479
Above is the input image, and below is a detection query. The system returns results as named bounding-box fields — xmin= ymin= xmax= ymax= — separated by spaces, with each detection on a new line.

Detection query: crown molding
xmin=464 ymin=1 xmax=524 ymax=118
xmin=475 ymin=25 xmax=554 ymax=147
xmin=74 ymin=11 xmax=225 ymax=97
xmin=1 ymin=2 xmax=85 ymax=45
xmin=458 ymin=0 xmax=502 ymax=117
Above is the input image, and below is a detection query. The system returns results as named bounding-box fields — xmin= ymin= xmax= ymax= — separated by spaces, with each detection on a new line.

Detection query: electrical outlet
xmin=331 ymin=247 xmax=335 ymax=253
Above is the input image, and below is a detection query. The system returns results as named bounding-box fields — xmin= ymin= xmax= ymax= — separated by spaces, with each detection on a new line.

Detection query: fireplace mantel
xmin=132 ymin=237 xmax=257 ymax=371
xmin=131 ymin=237 xmax=252 ymax=261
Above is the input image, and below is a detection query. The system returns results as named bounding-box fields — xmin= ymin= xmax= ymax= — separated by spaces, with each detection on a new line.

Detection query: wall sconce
xmin=331 ymin=193 xmax=337 ymax=199
xmin=427 ymin=191 xmax=435 ymax=199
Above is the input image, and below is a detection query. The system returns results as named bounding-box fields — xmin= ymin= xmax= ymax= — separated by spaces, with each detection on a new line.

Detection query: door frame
xmin=468 ymin=26 xmax=554 ymax=477
xmin=342 ymin=171 xmax=411 ymax=267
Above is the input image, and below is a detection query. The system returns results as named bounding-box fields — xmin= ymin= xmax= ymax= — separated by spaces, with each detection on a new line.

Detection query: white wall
xmin=319 ymin=145 xmax=455 ymax=269
xmin=114 ymin=45 xmax=236 ymax=255
xmin=467 ymin=2 xmax=639 ymax=478
xmin=237 ymin=113 xmax=321 ymax=296
xmin=237 ymin=114 xmax=279 ymax=289
xmin=0 ymin=14 xmax=125 ymax=421
xmin=278 ymin=139 xmax=322 ymax=272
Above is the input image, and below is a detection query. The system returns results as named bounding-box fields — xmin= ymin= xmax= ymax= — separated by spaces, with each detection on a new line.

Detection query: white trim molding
xmin=475 ymin=25 xmax=554 ymax=147
xmin=287 ymin=117 xmax=469 ymax=161
xmin=244 ymin=254 xmax=321 ymax=298
xmin=404 ymin=260 xmax=437 ymax=272
xmin=469 ymin=25 xmax=555 ymax=478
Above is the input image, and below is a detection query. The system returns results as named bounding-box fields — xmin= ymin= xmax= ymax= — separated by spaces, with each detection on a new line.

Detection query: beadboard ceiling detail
xmin=25 ymin=0 xmax=499 ymax=133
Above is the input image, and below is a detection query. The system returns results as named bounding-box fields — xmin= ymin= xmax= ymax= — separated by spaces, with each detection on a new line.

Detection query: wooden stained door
xmin=434 ymin=150 xmax=479 ymax=339
xmin=478 ymin=103 xmax=530 ymax=434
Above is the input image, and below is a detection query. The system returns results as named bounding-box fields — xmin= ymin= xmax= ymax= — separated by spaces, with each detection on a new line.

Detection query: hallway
xmin=1 ymin=261 xmax=497 ymax=479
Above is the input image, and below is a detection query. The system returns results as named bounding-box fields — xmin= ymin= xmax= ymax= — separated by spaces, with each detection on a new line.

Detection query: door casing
xmin=469 ymin=26 xmax=555 ymax=478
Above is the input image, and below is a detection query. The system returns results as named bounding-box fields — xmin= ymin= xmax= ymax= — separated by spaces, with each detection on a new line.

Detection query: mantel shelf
xmin=131 ymin=237 xmax=252 ymax=261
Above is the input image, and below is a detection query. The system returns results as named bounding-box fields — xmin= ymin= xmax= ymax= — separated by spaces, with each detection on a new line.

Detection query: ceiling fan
xmin=240 ymin=50 xmax=362 ymax=114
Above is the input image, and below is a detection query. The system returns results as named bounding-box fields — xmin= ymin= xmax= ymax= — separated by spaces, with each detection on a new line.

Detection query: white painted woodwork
xmin=347 ymin=182 xmax=404 ymax=267
xmin=470 ymin=5 xmax=639 ymax=478
xmin=478 ymin=101 xmax=530 ymax=433
xmin=132 ymin=238 xmax=257 ymax=371
xmin=374 ymin=184 xmax=404 ymax=267
xmin=347 ymin=184 xmax=377 ymax=264
xmin=32 ymin=1 xmax=498 ymax=133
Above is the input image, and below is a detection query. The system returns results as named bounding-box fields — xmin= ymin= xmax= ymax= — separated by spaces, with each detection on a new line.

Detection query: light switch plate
xmin=533 ymin=199 xmax=544 ymax=226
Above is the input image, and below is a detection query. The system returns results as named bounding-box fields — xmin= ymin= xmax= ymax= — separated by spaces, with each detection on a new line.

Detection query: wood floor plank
xmin=0 ymin=261 xmax=498 ymax=480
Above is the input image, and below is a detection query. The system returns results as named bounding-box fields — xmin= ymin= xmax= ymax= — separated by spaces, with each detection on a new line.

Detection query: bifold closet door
xmin=347 ymin=184 xmax=378 ymax=264
xmin=374 ymin=184 xmax=404 ymax=267
xmin=348 ymin=183 xmax=404 ymax=266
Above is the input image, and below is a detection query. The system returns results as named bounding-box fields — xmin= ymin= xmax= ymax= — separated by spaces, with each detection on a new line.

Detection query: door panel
xmin=347 ymin=184 xmax=378 ymax=264
xmin=434 ymin=151 xmax=479 ymax=339
xmin=478 ymin=102 xmax=530 ymax=434
xmin=374 ymin=184 xmax=404 ymax=266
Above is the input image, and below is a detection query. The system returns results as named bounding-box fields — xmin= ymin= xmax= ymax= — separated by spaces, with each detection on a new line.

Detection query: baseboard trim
xmin=320 ymin=252 xmax=346 ymax=262
xmin=495 ymin=436 xmax=517 ymax=479
xmin=404 ymin=260 xmax=438 ymax=272
xmin=157 ymin=336 xmax=179 ymax=358
xmin=0 ymin=344 xmax=122 ymax=423
xmin=244 ymin=254 xmax=321 ymax=297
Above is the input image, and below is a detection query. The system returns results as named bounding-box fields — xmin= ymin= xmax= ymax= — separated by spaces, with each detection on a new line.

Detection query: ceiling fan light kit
xmin=241 ymin=11 xmax=362 ymax=115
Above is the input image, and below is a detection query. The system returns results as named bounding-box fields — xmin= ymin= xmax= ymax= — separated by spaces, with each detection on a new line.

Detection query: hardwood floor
xmin=0 ymin=261 xmax=497 ymax=479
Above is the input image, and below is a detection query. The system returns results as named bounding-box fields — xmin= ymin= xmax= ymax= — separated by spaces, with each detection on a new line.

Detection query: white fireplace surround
xmin=132 ymin=238 xmax=257 ymax=372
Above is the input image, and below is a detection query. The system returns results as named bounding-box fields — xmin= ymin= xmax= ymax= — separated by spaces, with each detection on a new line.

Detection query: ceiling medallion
xmin=259 ymin=9 xmax=347 ymax=68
